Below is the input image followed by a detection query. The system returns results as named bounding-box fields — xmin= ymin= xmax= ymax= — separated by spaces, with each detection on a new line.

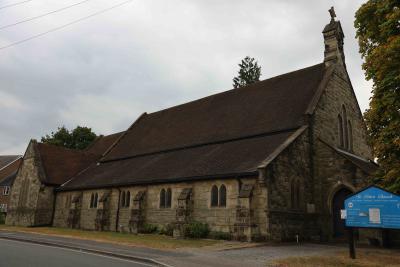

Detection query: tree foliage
xmin=232 ymin=56 xmax=261 ymax=88
xmin=41 ymin=126 xmax=97 ymax=150
xmin=355 ymin=1 xmax=400 ymax=192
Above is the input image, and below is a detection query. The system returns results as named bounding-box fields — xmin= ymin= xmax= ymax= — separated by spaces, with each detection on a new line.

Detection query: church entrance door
xmin=332 ymin=188 xmax=352 ymax=237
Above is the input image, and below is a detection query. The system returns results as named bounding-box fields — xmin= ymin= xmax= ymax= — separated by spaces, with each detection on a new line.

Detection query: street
xmin=0 ymin=239 xmax=152 ymax=267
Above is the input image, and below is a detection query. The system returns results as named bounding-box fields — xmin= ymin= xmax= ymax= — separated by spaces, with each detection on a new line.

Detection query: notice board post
xmin=347 ymin=227 xmax=356 ymax=259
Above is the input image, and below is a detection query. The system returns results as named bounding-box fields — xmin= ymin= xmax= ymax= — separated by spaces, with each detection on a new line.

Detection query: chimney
xmin=323 ymin=7 xmax=345 ymax=67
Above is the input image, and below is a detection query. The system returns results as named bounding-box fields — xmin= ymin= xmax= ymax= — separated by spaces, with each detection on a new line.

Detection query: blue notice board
xmin=345 ymin=186 xmax=400 ymax=229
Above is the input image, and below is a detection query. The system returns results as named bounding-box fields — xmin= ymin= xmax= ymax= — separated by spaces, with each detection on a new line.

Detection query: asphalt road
xmin=0 ymin=239 xmax=153 ymax=267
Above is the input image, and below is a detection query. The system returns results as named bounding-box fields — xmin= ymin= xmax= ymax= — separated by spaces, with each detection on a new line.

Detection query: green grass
xmin=271 ymin=250 xmax=400 ymax=267
xmin=0 ymin=225 xmax=220 ymax=249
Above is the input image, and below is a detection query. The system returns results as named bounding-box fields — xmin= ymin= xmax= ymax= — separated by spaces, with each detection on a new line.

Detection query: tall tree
xmin=41 ymin=126 xmax=97 ymax=150
xmin=355 ymin=1 xmax=400 ymax=192
xmin=232 ymin=56 xmax=261 ymax=88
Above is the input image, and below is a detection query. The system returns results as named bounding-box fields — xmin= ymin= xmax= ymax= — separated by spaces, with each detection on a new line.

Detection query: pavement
xmin=0 ymin=230 xmax=347 ymax=267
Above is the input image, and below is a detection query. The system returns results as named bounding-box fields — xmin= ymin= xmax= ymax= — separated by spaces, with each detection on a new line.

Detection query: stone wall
xmin=263 ymin=129 xmax=313 ymax=241
xmin=313 ymin=65 xmax=372 ymax=159
xmin=5 ymin=141 xmax=55 ymax=226
xmin=312 ymin=63 xmax=374 ymax=240
xmin=53 ymin=177 xmax=267 ymax=239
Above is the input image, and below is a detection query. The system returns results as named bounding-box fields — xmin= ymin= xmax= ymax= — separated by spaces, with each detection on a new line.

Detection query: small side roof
xmin=318 ymin=138 xmax=378 ymax=175
xmin=30 ymin=132 xmax=124 ymax=186
xmin=0 ymin=155 xmax=21 ymax=170
xmin=335 ymin=148 xmax=378 ymax=175
xmin=0 ymin=157 xmax=22 ymax=187
xmin=36 ymin=142 xmax=99 ymax=186
xmin=0 ymin=171 xmax=18 ymax=186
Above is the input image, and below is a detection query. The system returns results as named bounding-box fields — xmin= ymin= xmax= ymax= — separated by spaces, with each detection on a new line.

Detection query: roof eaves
xmin=257 ymin=125 xmax=308 ymax=169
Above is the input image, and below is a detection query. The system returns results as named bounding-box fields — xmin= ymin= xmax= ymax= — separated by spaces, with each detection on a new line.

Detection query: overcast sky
xmin=0 ymin=0 xmax=371 ymax=155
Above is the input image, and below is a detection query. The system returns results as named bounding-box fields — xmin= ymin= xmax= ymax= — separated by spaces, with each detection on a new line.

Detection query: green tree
xmin=232 ymin=56 xmax=261 ymax=88
xmin=355 ymin=0 xmax=400 ymax=192
xmin=41 ymin=126 xmax=97 ymax=150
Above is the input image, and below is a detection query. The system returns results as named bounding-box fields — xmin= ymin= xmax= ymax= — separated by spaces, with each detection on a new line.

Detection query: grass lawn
xmin=0 ymin=225 xmax=220 ymax=250
xmin=271 ymin=249 xmax=400 ymax=267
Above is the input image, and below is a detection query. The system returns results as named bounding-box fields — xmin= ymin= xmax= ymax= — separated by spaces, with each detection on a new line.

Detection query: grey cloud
xmin=0 ymin=0 xmax=371 ymax=154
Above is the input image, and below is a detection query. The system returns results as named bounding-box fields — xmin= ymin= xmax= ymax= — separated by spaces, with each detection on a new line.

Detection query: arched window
xmin=338 ymin=114 xmax=344 ymax=147
xmin=121 ymin=191 xmax=126 ymax=207
xmin=90 ymin=193 xmax=94 ymax=208
xmin=211 ymin=185 xmax=218 ymax=207
xmin=94 ymin=193 xmax=98 ymax=208
xmin=126 ymin=191 xmax=131 ymax=207
xmin=342 ymin=105 xmax=348 ymax=149
xmin=219 ymin=184 xmax=226 ymax=207
xmin=160 ymin=189 xmax=166 ymax=208
xmin=166 ymin=188 xmax=172 ymax=208
xmin=348 ymin=121 xmax=353 ymax=151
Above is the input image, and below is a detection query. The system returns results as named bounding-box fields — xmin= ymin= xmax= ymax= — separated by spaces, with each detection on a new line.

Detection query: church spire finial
xmin=329 ymin=7 xmax=336 ymax=22
xmin=322 ymin=7 xmax=345 ymax=68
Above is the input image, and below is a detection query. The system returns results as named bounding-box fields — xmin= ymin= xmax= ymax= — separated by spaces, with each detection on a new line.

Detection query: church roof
xmin=36 ymin=143 xmax=99 ymax=186
xmin=335 ymin=148 xmax=378 ymax=175
xmin=61 ymin=63 xmax=327 ymax=190
xmin=33 ymin=132 xmax=121 ymax=186
xmin=85 ymin=131 xmax=124 ymax=157
xmin=104 ymin=63 xmax=326 ymax=161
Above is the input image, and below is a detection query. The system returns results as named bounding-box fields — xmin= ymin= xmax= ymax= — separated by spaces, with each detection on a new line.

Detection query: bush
xmin=141 ymin=223 xmax=158 ymax=234
xmin=159 ymin=224 xmax=174 ymax=236
xmin=0 ymin=213 xmax=5 ymax=224
xmin=209 ymin=231 xmax=231 ymax=240
xmin=184 ymin=221 xmax=209 ymax=239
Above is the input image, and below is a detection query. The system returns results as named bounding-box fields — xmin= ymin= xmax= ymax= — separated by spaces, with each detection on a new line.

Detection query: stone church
xmin=6 ymin=12 xmax=377 ymax=241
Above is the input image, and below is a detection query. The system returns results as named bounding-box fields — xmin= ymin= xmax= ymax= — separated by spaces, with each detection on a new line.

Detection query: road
xmin=0 ymin=239 xmax=153 ymax=267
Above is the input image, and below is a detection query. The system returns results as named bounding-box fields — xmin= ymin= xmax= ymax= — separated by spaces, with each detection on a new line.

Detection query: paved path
xmin=0 ymin=239 xmax=153 ymax=267
xmin=0 ymin=231 xmax=347 ymax=267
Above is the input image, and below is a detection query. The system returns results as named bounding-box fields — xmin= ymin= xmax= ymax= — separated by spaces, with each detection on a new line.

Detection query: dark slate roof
xmin=85 ymin=132 xmax=124 ymax=157
xmin=0 ymin=155 xmax=21 ymax=170
xmin=36 ymin=143 xmax=99 ymax=186
xmin=103 ymin=63 xmax=326 ymax=161
xmin=0 ymin=157 xmax=22 ymax=187
xmin=61 ymin=63 xmax=327 ymax=190
xmin=0 ymin=171 xmax=18 ymax=186
xmin=335 ymin=148 xmax=378 ymax=175
xmin=61 ymin=129 xmax=297 ymax=190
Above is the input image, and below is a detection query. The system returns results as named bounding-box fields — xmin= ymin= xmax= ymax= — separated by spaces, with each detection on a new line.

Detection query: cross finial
xmin=329 ymin=7 xmax=336 ymax=22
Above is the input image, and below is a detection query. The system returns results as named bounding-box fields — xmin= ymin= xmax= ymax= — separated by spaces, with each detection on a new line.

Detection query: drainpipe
xmin=115 ymin=188 xmax=121 ymax=232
